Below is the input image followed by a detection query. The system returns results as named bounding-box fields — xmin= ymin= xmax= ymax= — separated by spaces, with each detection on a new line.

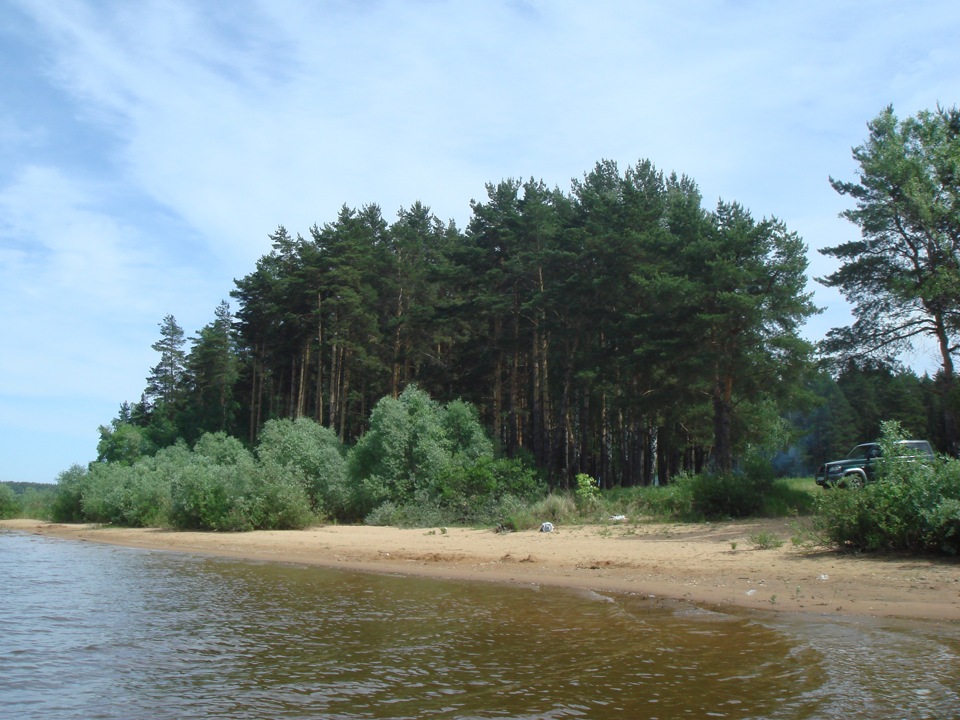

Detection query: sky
xmin=2 ymin=0 xmax=959 ymax=484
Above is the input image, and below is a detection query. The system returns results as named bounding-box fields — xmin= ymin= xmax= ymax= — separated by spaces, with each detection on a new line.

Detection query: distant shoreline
xmin=4 ymin=518 xmax=959 ymax=622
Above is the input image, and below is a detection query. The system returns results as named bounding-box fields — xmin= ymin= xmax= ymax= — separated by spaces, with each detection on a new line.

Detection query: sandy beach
xmin=4 ymin=517 xmax=959 ymax=621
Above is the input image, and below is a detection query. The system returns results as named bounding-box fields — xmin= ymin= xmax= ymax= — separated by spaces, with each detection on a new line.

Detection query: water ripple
xmin=3 ymin=530 xmax=959 ymax=719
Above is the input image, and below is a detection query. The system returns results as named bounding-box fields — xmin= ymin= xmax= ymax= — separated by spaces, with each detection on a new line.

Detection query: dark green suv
xmin=815 ymin=440 xmax=935 ymax=489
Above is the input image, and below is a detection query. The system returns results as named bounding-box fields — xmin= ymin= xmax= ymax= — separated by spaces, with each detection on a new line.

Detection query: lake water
xmin=2 ymin=530 xmax=958 ymax=720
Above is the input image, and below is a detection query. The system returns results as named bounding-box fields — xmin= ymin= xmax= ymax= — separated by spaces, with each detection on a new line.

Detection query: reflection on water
xmin=1 ymin=530 xmax=958 ymax=719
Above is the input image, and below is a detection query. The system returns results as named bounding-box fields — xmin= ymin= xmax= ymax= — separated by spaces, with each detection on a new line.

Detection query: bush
xmin=254 ymin=462 xmax=315 ymax=530
xmin=19 ymin=487 xmax=55 ymax=520
xmin=673 ymin=468 xmax=773 ymax=519
xmin=96 ymin=422 xmax=154 ymax=465
xmin=364 ymin=494 xmax=450 ymax=528
xmin=168 ymin=439 xmax=315 ymax=531
xmin=82 ymin=458 xmax=172 ymax=527
xmin=347 ymin=387 xmax=535 ymax=522
xmin=169 ymin=461 xmax=238 ymax=530
xmin=527 ymin=492 xmax=578 ymax=524
xmin=256 ymin=418 xmax=349 ymax=518
xmin=435 ymin=457 xmax=545 ymax=516
xmin=51 ymin=464 xmax=88 ymax=522
xmin=814 ymin=421 xmax=960 ymax=553
xmin=575 ymin=473 xmax=600 ymax=509
xmin=193 ymin=432 xmax=254 ymax=467
xmin=0 ymin=483 xmax=20 ymax=519
xmin=348 ymin=387 xmax=452 ymax=515
xmin=79 ymin=463 xmax=123 ymax=524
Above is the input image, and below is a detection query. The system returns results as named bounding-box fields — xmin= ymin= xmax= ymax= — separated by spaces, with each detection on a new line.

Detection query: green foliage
xmin=193 ymin=432 xmax=254 ymax=467
xmin=51 ymin=464 xmax=89 ymax=522
xmin=96 ymin=422 xmax=155 ymax=465
xmin=83 ymin=151 xmax=846 ymax=494
xmin=611 ymin=483 xmax=691 ymax=519
xmin=0 ymin=482 xmax=55 ymax=520
xmin=180 ymin=301 xmax=240 ymax=441
xmin=759 ymin=477 xmax=817 ymax=517
xmin=672 ymin=468 xmax=773 ymax=519
xmin=256 ymin=418 xmax=349 ymax=518
xmin=364 ymin=495 xmax=449 ymax=528
xmin=144 ymin=314 xmax=187 ymax=409
xmin=16 ymin=487 xmax=55 ymax=520
xmin=49 ymin=432 xmax=317 ymax=531
xmin=496 ymin=492 xmax=578 ymax=531
xmin=821 ymin=104 xmax=960 ymax=452
xmin=441 ymin=400 xmax=495 ymax=464
xmin=347 ymin=386 xmax=541 ymax=522
xmin=436 ymin=457 xmax=543 ymax=514
xmin=823 ymin=106 xmax=960 ymax=357
xmin=348 ymin=387 xmax=448 ymax=514
xmin=166 ymin=437 xmax=313 ymax=531
xmin=168 ymin=461 xmax=240 ymax=530
xmin=249 ymin=462 xmax=315 ymax=530
xmin=815 ymin=422 xmax=960 ymax=553
xmin=0 ymin=483 xmax=20 ymax=519
xmin=574 ymin=473 xmax=600 ymax=508
xmin=81 ymin=452 xmax=175 ymax=527
xmin=748 ymin=531 xmax=785 ymax=549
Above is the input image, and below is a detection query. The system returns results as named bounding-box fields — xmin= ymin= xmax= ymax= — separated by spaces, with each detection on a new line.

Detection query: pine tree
xmin=181 ymin=301 xmax=240 ymax=440
xmin=144 ymin=315 xmax=187 ymax=409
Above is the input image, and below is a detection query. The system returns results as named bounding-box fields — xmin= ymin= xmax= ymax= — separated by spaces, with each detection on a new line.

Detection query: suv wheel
xmin=843 ymin=473 xmax=864 ymax=490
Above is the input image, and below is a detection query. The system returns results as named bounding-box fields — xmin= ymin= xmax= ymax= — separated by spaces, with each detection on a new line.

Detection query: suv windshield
xmin=846 ymin=444 xmax=880 ymax=461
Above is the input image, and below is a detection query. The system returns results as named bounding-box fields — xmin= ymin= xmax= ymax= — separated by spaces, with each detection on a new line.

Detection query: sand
xmin=3 ymin=517 xmax=959 ymax=621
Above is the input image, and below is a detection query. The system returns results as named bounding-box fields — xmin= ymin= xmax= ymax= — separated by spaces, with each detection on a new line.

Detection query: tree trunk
xmin=712 ymin=374 xmax=734 ymax=472
xmin=392 ymin=283 xmax=404 ymax=398
xmin=934 ymin=311 xmax=958 ymax=455
xmin=492 ymin=317 xmax=503 ymax=445
xmin=315 ymin=293 xmax=324 ymax=423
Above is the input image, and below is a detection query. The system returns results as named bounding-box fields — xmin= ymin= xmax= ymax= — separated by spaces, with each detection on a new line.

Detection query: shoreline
xmin=4 ymin=517 xmax=959 ymax=622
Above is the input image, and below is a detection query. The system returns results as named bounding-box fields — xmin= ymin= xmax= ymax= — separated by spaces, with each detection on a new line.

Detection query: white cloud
xmin=0 ymin=167 xmax=169 ymax=398
xmin=3 ymin=0 xmax=959 ymax=481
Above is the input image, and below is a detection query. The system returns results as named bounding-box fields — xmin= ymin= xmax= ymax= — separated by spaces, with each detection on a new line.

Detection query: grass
xmin=499 ymin=476 xmax=818 ymax=530
xmin=748 ymin=531 xmax=785 ymax=549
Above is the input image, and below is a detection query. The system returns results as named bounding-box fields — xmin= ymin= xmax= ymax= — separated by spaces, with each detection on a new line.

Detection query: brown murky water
xmin=2 ymin=530 xmax=958 ymax=719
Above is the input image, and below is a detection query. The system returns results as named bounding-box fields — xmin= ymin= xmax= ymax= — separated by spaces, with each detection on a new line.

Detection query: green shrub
xmin=167 ymin=440 xmax=315 ymax=531
xmin=527 ymin=492 xmax=578 ymax=523
xmin=749 ymin=531 xmax=785 ymax=549
xmin=81 ymin=446 xmax=184 ymax=527
xmin=347 ymin=387 xmax=534 ymax=522
xmin=96 ymin=421 xmax=154 ymax=465
xmin=435 ymin=457 xmax=545 ymax=517
xmin=364 ymin=491 xmax=450 ymax=528
xmin=674 ymin=468 xmax=772 ymax=519
xmin=494 ymin=492 xmax=575 ymax=532
xmin=256 ymin=418 xmax=349 ymax=518
xmin=254 ymin=462 xmax=315 ymax=530
xmin=81 ymin=463 xmax=132 ymax=525
xmin=0 ymin=483 xmax=20 ymax=519
xmin=814 ymin=421 xmax=960 ymax=553
xmin=364 ymin=501 xmax=400 ymax=526
xmin=169 ymin=461 xmax=241 ymax=530
xmin=575 ymin=473 xmax=600 ymax=509
xmin=19 ymin=487 xmax=55 ymax=520
xmin=348 ymin=387 xmax=451 ymax=515
xmin=193 ymin=432 xmax=254 ymax=467
xmin=442 ymin=399 xmax=495 ymax=464
xmin=51 ymin=464 xmax=88 ymax=522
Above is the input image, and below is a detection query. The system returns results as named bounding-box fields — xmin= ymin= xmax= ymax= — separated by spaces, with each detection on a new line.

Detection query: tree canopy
xmin=106 ymin=157 xmax=822 ymax=486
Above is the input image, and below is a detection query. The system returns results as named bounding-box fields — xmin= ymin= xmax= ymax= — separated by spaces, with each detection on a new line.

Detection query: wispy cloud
xmin=2 ymin=0 xmax=959 ymax=481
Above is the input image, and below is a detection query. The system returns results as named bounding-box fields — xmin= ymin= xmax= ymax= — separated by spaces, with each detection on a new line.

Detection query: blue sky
xmin=2 ymin=1 xmax=959 ymax=484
